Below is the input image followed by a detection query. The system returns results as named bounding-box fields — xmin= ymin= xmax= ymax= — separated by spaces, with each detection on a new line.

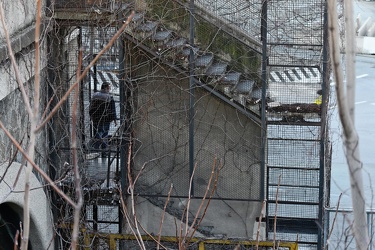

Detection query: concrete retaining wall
xmin=356 ymin=36 xmax=375 ymax=54
xmin=0 ymin=1 xmax=53 ymax=248
xmin=0 ymin=162 xmax=54 ymax=249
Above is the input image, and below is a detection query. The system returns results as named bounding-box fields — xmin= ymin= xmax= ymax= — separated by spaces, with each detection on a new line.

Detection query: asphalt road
xmin=330 ymin=54 xmax=375 ymax=208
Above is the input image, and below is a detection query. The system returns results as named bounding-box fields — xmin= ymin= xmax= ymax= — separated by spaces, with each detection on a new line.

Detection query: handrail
xmin=325 ymin=207 xmax=375 ymax=250
xmin=82 ymin=232 xmax=298 ymax=250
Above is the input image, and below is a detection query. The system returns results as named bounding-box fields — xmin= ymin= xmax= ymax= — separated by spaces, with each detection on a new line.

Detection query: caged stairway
xmin=50 ymin=0 xmax=331 ymax=249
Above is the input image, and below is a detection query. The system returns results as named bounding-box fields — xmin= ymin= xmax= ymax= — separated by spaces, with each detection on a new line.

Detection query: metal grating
xmin=133 ymin=77 xmax=262 ymax=200
xmin=264 ymin=0 xmax=328 ymax=248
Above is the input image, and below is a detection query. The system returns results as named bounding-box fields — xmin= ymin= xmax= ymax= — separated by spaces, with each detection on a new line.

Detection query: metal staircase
xmin=52 ymin=1 xmax=330 ymax=249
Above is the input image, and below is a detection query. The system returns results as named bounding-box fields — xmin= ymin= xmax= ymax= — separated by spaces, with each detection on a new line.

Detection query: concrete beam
xmin=0 ymin=24 xmax=35 ymax=63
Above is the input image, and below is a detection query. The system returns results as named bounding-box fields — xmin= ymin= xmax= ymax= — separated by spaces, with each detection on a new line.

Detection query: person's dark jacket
xmin=89 ymin=90 xmax=117 ymax=124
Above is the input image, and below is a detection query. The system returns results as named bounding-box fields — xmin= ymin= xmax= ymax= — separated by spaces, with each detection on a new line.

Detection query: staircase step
xmin=162 ymin=37 xmax=187 ymax=60
xmin=195 ymin=53 xmax=214 ymax=68
xmin=135 ymin=21 xmax=158 ymax=39
xmin=206 ymin=62 xmax=228 ymax=77
xmin=220 ymin=72 xmax=241 ymax=86
xmin=195 ymin=53 xmax=214 ymax=75
xmin=126 ymin=12 xmax=145 ymax=33
xmin=153 ymin=29 xmax=172 ymax=42
xmin=250 ymin=86 xmax=262 ymax=99
xmin=152 ymin=29 xmax=173 ymax=51
xmin=175 ymin=46 xmax=199 ymax=69
xmin=180 ymin=46 xmax=199 ymax=58
xmin=166 ymin=37 xmax=187 ymax=49
xmin=131 ymin=12 xmax=145 ymax=25
xmin=234 ymin=80 xmax=255 ymax=94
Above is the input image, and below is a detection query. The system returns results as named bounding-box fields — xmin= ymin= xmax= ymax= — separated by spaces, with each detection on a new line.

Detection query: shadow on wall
xmin=0 ymin=203 xmax=32 ymax=250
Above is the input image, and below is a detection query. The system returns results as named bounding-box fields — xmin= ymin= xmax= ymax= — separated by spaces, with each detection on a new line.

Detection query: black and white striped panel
xmin=270 ymin=67 xmax=321 ymax=83
xmin=88 ymin=69 xmax=120 ymax=94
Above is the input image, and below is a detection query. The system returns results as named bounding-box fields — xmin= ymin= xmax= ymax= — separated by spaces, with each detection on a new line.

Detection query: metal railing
xmin=82 ymin=233 xmax=299 ymax=250
xmin=54 ymin=0 xmax=118 ymax=10
xmin=325 ymin=208 xmax=375 ymax=250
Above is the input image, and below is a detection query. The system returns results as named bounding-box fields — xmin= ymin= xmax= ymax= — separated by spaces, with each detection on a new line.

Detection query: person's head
xmin=101 ymin=82 xmax=111 ymax=92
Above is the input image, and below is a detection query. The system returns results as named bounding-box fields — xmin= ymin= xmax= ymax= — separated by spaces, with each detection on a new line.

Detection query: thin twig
xmin=119 ymin=187 xmax=139 ymax=244
xmin=126 ymin=142 xmax=146 ymax=250
xmin=70 ymin=49 xmax=84 ymax=250
xmin=184 ymin=163 xmax=198 ymax=242
xmin=157 ymin=184 xmax=173 ymax=250
xmin=0 ymin=120 xmax=75 ymax=206
xmin=256 ymin=200 xmax=267 ymax=250
xmin=136 ymin=220 xmax=168 ymax=250
xmin=325 ymin=193 xmax=343 ymax=250
xmin=273 ymin=174 xmax=281 ymax=250
xmin=185 ymin=158 xmax=221 ymax=246
xmin=13 ymin=230 xmax=20 ymax=250
xmin=21 ymin=1 xmax=42 ymax=248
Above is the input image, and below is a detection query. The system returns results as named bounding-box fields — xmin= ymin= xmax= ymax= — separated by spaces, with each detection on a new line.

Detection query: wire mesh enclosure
xmin=264 ymin=0 xmax=329 ymax=248
xmin=50 ymin=0 xmax=330 ymax=247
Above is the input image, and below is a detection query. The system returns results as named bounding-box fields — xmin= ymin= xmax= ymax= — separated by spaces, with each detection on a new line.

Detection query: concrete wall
xmin=356 ymin=36 xmax=375 ymax=54
xmin=126 ymin=46 xmax=263 ymax=239
xmin=130 ymin=197 xmax=263 ymax=239
xmin=0 ymin=162 xmax=54 ymax=249
xmin=0 ymin=0 xmax=50 ymax=175
xmin=0 ymin=0 xmax=40 ymax=100
xmin=0 ymin=1 xmax=37 ymax=41
xmin=0 ymin=0 xmax=53 ymax=248
xmin=355 ymin=5 xmax=375 ymax=54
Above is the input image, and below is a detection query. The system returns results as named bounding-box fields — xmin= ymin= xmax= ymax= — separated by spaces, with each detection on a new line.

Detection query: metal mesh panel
xmin=268 ymin=139 xmax=320 ymax=168
xmin=268 ymin=231 xmax=318 ymax=245
xmin=268 ymin=203 xmax=319 ymax=219
xmin=267 ymin=1 xmax=324 ymax=46
xmin=269 ymin=168 xmax=319 ymax=187
xmin=267 ymin=125 xmax=322 ymax=245
xmin=133 ymin=73 xmax=262 ymax=200
xmin=85 ymin=205 xmax=120 ymax=233
xmin=195 ymin=0 xmax=262 ymax=44
xmin=264 ymin=0 xmax=327 ymax=247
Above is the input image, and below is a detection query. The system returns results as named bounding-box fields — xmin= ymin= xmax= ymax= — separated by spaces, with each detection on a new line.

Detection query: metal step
xmin=220 ymin=71 xmax=241 ymax=86
xmin=234 ymin=79 xmax=255 ymax=94
xmin=152 ymin=29 xmax=173 ymax=51
xmin=134 ymin=21 xmax=158 ymax=39
xmin=122 ymin=9 xmax=260 ymax=115
xmin=206 ymin=62 xmax=228 ymax=77
xmin=195 ymin=53 xmax=214 ymax=75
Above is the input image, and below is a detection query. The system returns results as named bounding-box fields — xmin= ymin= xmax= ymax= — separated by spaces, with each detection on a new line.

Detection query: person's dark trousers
xmin=92 ymin=122 xmax=110 ymax=157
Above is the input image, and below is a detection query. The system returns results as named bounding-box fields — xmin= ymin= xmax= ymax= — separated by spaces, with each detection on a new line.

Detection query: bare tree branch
xmin=70 ymin=49 xmax=84 ymax=250
xmin=21 ymin=1 xmax=42 ymax=248
xmin=327 ymin=0 xmax=369 ymax=249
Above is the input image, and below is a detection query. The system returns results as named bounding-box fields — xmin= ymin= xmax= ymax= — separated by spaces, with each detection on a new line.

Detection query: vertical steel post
xmin=260 ymin=0 xmax=268 ymax=239
xmin=260 ymin=0 xmax=267 ymax=206
xmin=189 ymin=0 xmax=195 ymax=197
xmin=118 ymin=12 xmax=127 ymax=235
xmin=319 ymin=2 xmax=329 ymax=248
